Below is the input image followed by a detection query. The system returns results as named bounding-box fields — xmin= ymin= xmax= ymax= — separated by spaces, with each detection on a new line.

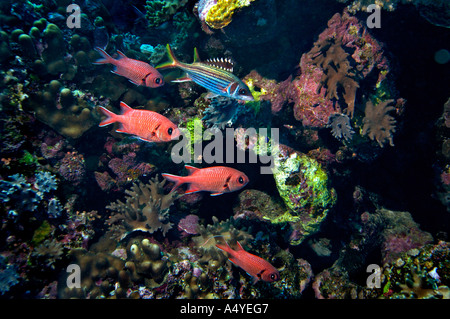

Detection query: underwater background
xmin=0 ymin=0 xmax=449 ymax=299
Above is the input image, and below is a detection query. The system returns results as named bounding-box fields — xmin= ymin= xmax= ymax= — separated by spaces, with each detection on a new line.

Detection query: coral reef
xmin=202 ymin=96 xmax=251 ymax=130
xmin=191 ymin=216 xmax=254 ymax=269
xmin=106 ymin=176 xmax=180 ymax=239
xmin=124 ymin=237 xmax=170 ymax=288
xmin=0 ymin=255 xmax=20 ymax=295
xmin=57 ymin=151 xmax=86 ymax=185
xmin=95 ymin=138 xmax=155 ymax=192
xmin=271 ymin=144 xmax=337 ymax=245
xmin=292 ymin=10 xmax=389 ymax=123
xmin=196 ymin=0 xmax=257 ymax=30
xmin=58 ymin=249 xmax=126 ymax=299
xmin=338 ymin=0 xmax=450 ymax=28
xmin=145 ymin=0 xmax=189 ymax=28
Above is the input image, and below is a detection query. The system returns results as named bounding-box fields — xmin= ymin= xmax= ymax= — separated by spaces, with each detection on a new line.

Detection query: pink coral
xmin=57 ymin=151 xmax=86 ymax=185
xmin=291 ymin=10 xmax=389 ymax=126
xmin=178 ymin=214 xmax=200 ymax=235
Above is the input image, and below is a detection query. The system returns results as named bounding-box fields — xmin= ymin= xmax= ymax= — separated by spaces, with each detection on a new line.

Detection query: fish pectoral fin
xmin=137 ymin=137 xmax=154 ymax=143
xmin=172 ymin=76 xmax=192 ymax=83
xmin=210 ymin=192 xmax=224 ymax=196
xmin=115 ymin=123 xmax=128 ymax=134
xmin=128 ymin=79 xmax=142 ymax=86
xmin=204 ymin=92 xmax=219 ymax=100
xmin=252 ymin=269 xmax=265 ymax=284
xmin=222 ymin=175 xmax=232 ymax=192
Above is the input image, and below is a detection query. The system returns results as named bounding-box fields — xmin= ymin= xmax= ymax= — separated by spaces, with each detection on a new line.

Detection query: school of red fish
xmin=94 ymin=47 xmax=280 ymax=283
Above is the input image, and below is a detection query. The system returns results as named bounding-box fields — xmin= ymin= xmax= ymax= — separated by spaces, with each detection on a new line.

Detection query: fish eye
xmin=168 ymin=127 xmax=173 ymax=135
xmin=239 ymin=88 xmax=247 ymax=95
xmin=270 ymin=273 xmax=277 ymax=280
xmin=154 ymin=78 xmax=161 ymax=84
xmin=238 ymin=176 xmax=244 ymax=184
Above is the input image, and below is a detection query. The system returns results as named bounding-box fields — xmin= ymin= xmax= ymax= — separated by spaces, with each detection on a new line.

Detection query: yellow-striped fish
xmin=156 ymin=44 xmax=254 ymax=102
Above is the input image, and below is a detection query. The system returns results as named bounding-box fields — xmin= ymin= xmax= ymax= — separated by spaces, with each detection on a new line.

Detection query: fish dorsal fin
xmin=236 ymin=241 xmax=245 ymax=251
xmin=193 ymin=47 xmax=201 ymax=63
xmin=119 ymin=101 xmax=133 ymax=114
xmin=116 ymin=50 xmax=127 ymax=59
xmin=204 ymin=57 xmax=234 ymax=73
xmin=185 ymin=165 xmax=200 ymax=175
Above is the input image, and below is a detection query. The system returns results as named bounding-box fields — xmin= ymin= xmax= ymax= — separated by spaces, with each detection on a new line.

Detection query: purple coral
xmin=178 ymin=214 xmax=200 ymax=235
xmin=57 ymin=151 xmax=86 ymax=185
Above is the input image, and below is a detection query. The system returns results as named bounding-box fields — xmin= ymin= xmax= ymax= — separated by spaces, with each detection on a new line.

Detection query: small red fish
xmin=162 ymin=165 xmax=249 ymax=196
xmin=93 ymin=47 xmax=164 ymax=88
xmin=216 ymin=241 xmax=280 ymax=283
xmin=98 ymin=101 xmax=180 ymax=143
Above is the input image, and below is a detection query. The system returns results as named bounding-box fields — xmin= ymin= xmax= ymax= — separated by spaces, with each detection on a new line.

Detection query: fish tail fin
xmin=161 ymin=173 xmax=185 ymax=193
xmin=98 ymin=106 xmax=118 ymax=127
xmin=156 ymin=44 xmax=180 ymax=70
xmin=215 ymin=240 xmax=234 ymax=255
xmin=236 ymin=241 xmax=245 ymax=251
xmin=93 ymin=47 xmax=115 ymax=65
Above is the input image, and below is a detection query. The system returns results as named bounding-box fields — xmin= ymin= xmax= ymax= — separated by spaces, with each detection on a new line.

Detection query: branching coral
xmin=361 ymin=99 xmax=397 ymax=147
xmin=31 ymin=239 xmax=64 ymax=269
xmin=106 ymin=176 xmax=180 ymax=239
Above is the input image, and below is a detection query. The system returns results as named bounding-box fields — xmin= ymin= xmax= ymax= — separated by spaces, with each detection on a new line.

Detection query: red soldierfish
xmin=216 ymin=241 xmax=280 ymax=283
xmin=98 ymin=101 xmax=180 ymax=143
xmin=162 ymin=165 xmax=249 ymax=196
xmin=93 ymin=47 xmax=164 ymax=88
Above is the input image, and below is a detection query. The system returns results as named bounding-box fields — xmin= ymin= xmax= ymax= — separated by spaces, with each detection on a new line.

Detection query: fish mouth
xmin=239 ymin=95 xmax=255 ymax=102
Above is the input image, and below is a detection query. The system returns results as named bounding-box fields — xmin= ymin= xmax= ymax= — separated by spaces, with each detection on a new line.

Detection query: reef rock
xmin=271 ymin=144 xmax=337 ymax=245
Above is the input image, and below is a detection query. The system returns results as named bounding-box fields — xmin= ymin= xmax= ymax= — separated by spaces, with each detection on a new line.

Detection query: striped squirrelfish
xmin=98 ymin=101 xmax=180 ymax=143
xmin=216 ymin=241 xmax=280 ymax=284
xmin=162 ymin=165 xmax=249 ymax=196
xmin=156 ymin=44 xmax=254 ymax=102
xmin=93 ymin=47 xmax=164 ymax=88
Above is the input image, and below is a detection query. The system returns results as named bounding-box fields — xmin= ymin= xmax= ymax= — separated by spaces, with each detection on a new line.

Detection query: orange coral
xmin=361 ymin=99 xmax=396 ymax=147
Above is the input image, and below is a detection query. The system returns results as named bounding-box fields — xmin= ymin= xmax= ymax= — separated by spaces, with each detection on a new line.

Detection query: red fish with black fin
xmin=162 ymin=165 xmax=249 ymax=196
xmin=216 ymin=240 xmax=280 ymax=283
xmin=93 ymin=47 xmax=164 ymax=88
xmin=98 ymin=101 xmax=180 ymax=143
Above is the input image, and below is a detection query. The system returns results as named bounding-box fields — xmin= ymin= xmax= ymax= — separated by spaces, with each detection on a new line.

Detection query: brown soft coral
xmin=106 ymin=176 xmax=180 ymax=239
xmin=310 ymin=38 xmax=359 ymax=118
xmin=361 ymin=99 xmax=396 ymax=147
